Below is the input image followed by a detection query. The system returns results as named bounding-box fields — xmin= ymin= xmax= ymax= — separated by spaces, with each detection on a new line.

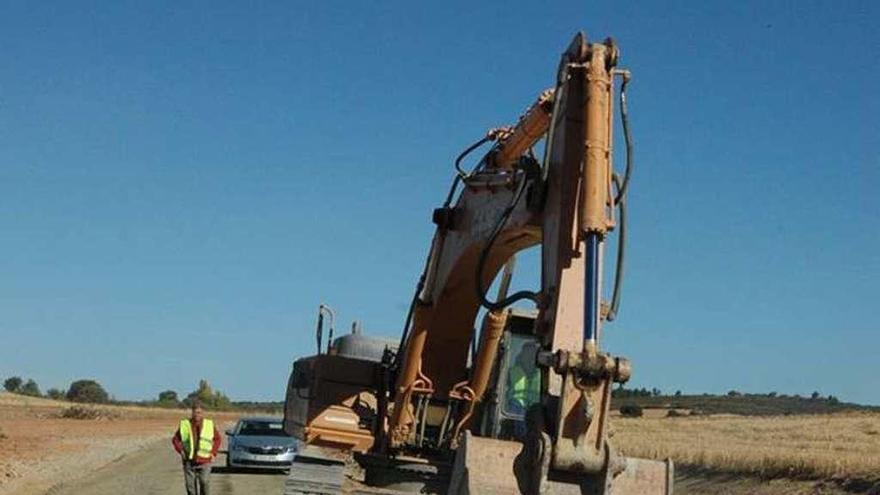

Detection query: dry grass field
xmin=613 ymin=411 xmax=880 ymax=483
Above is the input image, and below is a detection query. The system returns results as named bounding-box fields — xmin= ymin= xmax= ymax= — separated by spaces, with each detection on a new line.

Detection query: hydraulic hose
xmin=454 ymin=136 xmax=493 ymax=179
xmin=607 ymin=73 xmax=633 ymax=320
xmin=475 ymin=168 xmax=540 ymax=311
xmin=606 ymin=173 xmax=626 ymax=322
xmin=614 ymin=76 xmax=633 ymax=204
xmin=444 ymin=135 xmax=496 ymax=208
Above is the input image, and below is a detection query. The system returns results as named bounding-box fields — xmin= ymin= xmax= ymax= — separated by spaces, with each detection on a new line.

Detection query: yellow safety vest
xmin=179 ymin=418 xmax=214 ymax=460
xmin=509 ymin=365 xmax=540 ymax=408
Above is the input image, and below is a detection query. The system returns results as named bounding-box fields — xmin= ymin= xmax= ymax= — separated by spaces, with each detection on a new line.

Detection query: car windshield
xmin=238 ymin=420 xmax=288 ymax=437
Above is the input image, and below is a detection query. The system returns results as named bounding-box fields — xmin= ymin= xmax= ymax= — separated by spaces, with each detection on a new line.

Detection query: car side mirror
xmin=225 ymin=429 xmax=235 ymax=436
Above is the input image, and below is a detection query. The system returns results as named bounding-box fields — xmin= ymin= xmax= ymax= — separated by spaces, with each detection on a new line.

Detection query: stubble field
xmin=613 ymin=410 xmax=880 ymax=489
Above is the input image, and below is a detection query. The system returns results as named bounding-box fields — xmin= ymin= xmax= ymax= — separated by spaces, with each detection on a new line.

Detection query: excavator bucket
xmin=448 ymin=432 xmax=673 ymax=495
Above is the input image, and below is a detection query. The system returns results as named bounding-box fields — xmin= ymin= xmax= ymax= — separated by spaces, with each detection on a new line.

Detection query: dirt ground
xmin=0 ymin=392 xmax=241 ymax=495
xmin=43 ymin=441 xmax=287 ymax=495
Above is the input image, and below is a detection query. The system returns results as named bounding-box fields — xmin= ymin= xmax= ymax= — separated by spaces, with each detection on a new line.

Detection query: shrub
xmin=66 ymin=380 xmax=109 ymax=404
xmin=0 ymin=426 xmax=6 ymax=440
xmin=620 ymin=404 xmax=643 ymax=418
xmin=3 ymin=376 xmax=23 ymax=393
xmin=58 ymin=406 xmax=119 ymax=420
xmin=20 ymin=379 xmax=40 ymax=397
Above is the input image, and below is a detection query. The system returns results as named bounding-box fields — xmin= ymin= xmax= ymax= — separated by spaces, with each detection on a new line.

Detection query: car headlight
xmin=285 ymin=445 xmax=297 ymax=453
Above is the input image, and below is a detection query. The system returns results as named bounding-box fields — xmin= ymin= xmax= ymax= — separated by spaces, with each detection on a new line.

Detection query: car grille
xmin=235 ymin=459 xmax=291 ymax=466
xmin=246 ymin=446 xmax=285 ymax=455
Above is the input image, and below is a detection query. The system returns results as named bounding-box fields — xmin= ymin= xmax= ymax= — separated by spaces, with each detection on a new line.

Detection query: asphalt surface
xmin=45 ymin=440 xmax=286 ymax=495
xmin=36 ymin=437 xmax=857 ymax=495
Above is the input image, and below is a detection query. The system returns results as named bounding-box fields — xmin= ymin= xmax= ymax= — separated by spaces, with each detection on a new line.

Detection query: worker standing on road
xmin=172 ymin=401 xmax=221 ymax=495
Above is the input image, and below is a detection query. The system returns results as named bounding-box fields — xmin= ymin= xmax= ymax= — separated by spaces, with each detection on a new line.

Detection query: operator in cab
xmin=507 ymin=342 xmax=541 ymax=416
xmin=172 ymin=401 xmax=221 ymax=495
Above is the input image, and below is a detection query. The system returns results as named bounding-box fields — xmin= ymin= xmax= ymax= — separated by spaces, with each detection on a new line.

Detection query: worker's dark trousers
xmin=183 ymin=462 xmax=211 ymax=495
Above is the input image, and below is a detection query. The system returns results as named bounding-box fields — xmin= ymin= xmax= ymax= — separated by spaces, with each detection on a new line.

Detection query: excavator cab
xmin=478 ymin=308 xmax=541 ymax=442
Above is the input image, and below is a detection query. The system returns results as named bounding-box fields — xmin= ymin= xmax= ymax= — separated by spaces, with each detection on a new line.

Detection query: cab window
xmin=502 ymin=335 xmax=540 ymax=417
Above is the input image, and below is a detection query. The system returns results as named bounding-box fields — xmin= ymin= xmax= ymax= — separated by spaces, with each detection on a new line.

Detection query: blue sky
xmin=1 ymin=1 xmax=878 ymax=404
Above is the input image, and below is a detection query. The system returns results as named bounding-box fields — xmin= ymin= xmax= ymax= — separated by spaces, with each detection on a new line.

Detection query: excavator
xmin=283 ymin=32 xmax=673 ymax=494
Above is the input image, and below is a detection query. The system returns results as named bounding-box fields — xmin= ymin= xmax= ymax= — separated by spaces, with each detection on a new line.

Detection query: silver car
xmin=225 ymin=417 xmax=297 ymax=470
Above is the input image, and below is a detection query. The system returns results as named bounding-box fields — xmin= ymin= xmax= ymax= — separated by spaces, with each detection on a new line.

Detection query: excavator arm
xmin=387 ymin=33 xmax=669 ymax=493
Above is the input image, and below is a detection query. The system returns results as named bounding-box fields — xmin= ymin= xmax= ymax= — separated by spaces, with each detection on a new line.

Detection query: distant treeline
xmin=4 ymin=375 xmax=109 ymax=403
xmin=3 ymin=375 xmax=281 ymax=413
xmin=612 ymin=386 xmax=879 ymax=416
xmin=10 ymin=374 xmax=873 ymax=417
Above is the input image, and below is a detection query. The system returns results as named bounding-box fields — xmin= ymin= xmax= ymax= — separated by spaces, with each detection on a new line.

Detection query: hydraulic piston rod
xmin=584 ymin=233 xmax=601 ymax=344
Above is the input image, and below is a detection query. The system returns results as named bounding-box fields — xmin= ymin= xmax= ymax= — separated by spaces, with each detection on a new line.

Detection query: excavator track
xmin=284 ymin=453 xmax=453 ymax=495
xmin=283 ymin=456 xmax=346 ymax=495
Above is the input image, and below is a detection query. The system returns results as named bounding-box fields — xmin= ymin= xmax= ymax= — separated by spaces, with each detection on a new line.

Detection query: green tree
xmin=185 ymin=380 xmax=231 ymax=410
xmin=157 ymin=390 xmax=179 ymax=407
xmin=46 ymin=388 xmax=65 ymax=400
xmin=3 ymin=376 xmax=23 ymax=393
xmin=66 ymin=380 xmax=109 ymax=404
xmin=20 ymin=379 xmax=40 ymax=397
xmin=186 ymin=379 xmax=213 ymax=405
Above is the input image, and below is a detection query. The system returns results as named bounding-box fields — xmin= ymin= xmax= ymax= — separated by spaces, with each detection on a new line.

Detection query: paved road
xmin=37 ymin=438 xmax=855 ymax=495
xmin=45 ymin=440 xmax=286 ymax=495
